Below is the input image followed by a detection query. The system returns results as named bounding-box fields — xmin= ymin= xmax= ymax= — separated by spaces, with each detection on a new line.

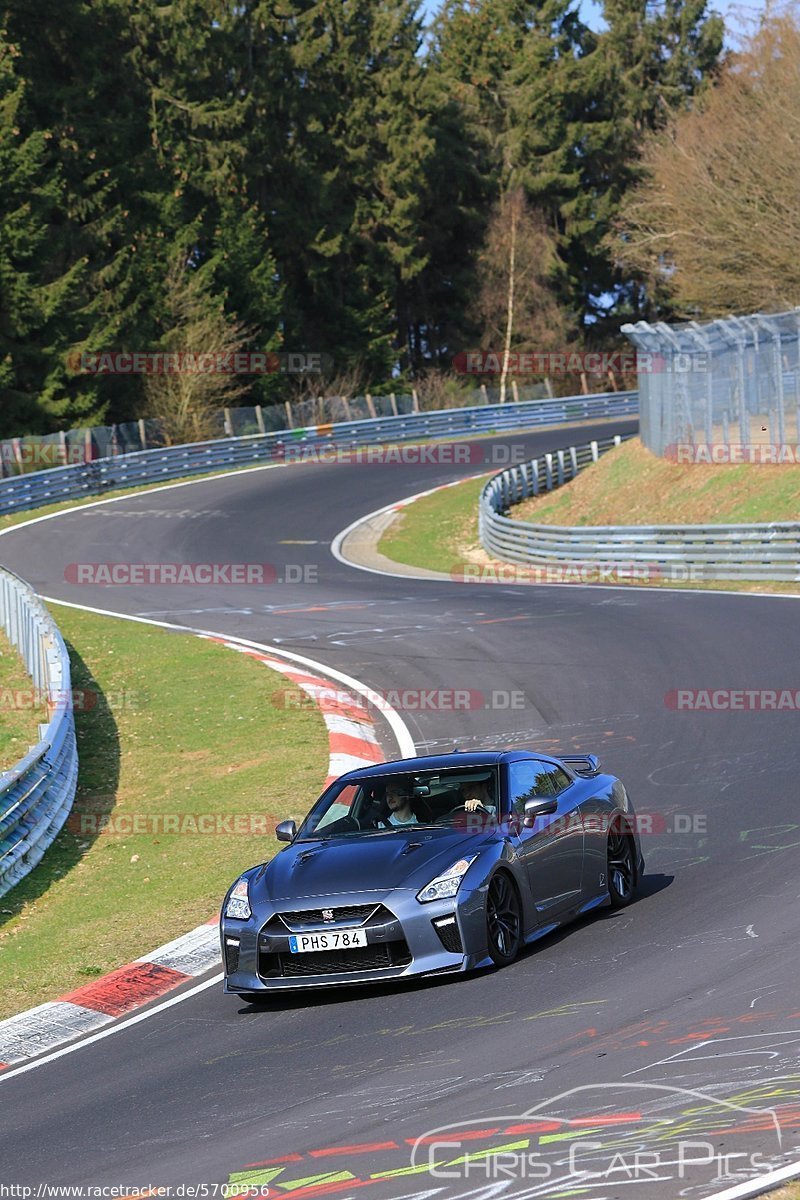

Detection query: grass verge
xmin=377 ymin=445 xmax=800 ymax=595
xmin=379 ymin=477 xmax=490 ymax=575
xmin=0 ymin=630 xmax=47 ymax=770
xmin=513 ymin=438 xmax=800 ymax=526
xmin=0 ymin=604 xmax=328 ymax=1020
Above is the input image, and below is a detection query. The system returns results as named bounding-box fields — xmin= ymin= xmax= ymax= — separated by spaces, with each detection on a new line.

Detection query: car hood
xmin=252 ymin=826 xmax=494 ymax=902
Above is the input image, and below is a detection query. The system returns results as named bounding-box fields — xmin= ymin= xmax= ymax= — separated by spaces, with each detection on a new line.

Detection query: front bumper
xmin=221 ymin=888 xmax=486 ymax=992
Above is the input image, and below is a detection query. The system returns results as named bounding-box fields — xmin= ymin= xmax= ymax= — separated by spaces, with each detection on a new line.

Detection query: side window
xmin=509 ymin=760 xmax=570 ymax=815
xmin=551 ymin=767 xmax=572 ymax=792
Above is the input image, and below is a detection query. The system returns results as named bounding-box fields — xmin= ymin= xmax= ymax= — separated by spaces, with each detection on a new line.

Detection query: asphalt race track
xmin=2 ymin=417 xmax=800 ymax=1199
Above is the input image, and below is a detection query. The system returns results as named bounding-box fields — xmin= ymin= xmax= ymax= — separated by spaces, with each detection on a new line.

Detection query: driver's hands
xmin=464 ymin=798 xmax=483 ymax=812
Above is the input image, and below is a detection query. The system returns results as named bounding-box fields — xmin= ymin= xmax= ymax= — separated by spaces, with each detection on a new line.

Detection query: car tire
xmin=485 ymin=871 xmax=522 ymax=965
xmin=607 ymin=823 xmax=637 ymax=908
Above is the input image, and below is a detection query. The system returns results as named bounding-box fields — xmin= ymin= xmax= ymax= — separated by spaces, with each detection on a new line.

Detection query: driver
xmin=460 ymin=778 xmax=496 ymax=814
xmin=385 ymin=780 xmax=418 ymax=826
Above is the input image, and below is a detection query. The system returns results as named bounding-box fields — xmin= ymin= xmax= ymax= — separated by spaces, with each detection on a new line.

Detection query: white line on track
xmin=0 ymin=972 xmax=224 ymax=1082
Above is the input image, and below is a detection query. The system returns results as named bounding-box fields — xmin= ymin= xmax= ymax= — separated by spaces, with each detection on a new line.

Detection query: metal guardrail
xmin=0 ymin=380 xmax=575 ymax=478
xmin=0 ymin=391 xmax=637 ymax=517
xmin=0 ymin=570 xmax=78 ymax=897
xmin=480 ymin=435 xmax=800 ymax=582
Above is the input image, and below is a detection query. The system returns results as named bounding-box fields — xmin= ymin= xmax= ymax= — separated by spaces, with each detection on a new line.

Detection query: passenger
xmin=385 ymin=781 xmax=418 ymax=826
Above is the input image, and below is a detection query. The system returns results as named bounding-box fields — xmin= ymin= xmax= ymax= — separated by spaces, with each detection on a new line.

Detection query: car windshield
xmin=295 ymin=768 xmax=500 ymax=840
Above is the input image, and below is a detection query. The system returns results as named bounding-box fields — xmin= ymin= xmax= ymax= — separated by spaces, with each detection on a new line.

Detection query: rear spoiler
xmin=560 ymin=754 xmax=600 ymax=778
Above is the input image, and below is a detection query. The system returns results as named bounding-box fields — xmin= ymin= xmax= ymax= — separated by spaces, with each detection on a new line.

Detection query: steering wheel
xmin=437 ymin=803 xmax=491 ymax=821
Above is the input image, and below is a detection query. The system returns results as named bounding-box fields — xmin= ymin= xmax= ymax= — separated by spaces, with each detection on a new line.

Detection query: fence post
xmin=390 ymin=392 xmax=398 ymax=417
xmin=773 ymin=332 xmax=786 ymax=446
xmin=511 ymin=379 xmax=519 ymax=404
xmin=365 ymin=393 xmax=377 ymax=419
xmin=255 ymin=405 xmax=266 ymax=435
xmin=284 ymin=401 xmax=294 ymax=429
xmin=138 ymin=418 xmax=147 ymax=451
xmin=737 ymin=340 xmax=748 ymax=446
xmin=411 ymin=388 xmax=420 ymax=413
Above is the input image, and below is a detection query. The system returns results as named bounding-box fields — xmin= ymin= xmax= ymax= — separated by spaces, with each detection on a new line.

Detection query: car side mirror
xmin=276 ymin=819 xmax=297 ymax=842
xmin=523 ymin=797 xmax=558 ymax=827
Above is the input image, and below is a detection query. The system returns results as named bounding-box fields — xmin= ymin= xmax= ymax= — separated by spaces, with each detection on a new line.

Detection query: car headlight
xmin=417 ymin=856 xmax=477 ymax=903
xmin=224 ymin=877 xmax=251 ymax=920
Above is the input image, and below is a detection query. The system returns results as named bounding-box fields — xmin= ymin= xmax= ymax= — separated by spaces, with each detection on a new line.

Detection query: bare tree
xmin=473 ymin=189 xmax=570 ymax=400
xmin=413 ymin=369 xmax=475 ymax=411
xmin=610 ymin=10 xmax=800 ymax=316
xmin=144 ymin=261 xmax=251 ymax=445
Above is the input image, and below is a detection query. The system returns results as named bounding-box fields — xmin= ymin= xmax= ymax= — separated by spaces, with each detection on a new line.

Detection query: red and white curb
xmin=0 ymin=641 xmax=385 ymax=1070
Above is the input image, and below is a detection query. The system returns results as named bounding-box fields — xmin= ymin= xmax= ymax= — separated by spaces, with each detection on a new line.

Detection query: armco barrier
xmin=0 ymin=570 xmax=78 ymax=897
xmin=480 ymin=435 xmax=800 ymax=583
xmin=0 ymin=391 xmax=637 ymax=517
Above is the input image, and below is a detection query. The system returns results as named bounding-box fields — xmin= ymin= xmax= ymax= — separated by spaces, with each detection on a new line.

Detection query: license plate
xmin=288 ymin=929 xmax=368 ymax=953
xmin=287 ymin=926 xmax=369 ymax=955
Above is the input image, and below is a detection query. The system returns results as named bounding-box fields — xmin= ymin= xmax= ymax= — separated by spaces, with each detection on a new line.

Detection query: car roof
xmin=339 ymin=750 xmax=554 ymax=782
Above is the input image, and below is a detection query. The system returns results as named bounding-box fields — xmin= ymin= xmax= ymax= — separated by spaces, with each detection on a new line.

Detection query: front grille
xmin=259 ymin=938 xmax=411 ymax=979
xmin=433 ymin=919 xmax=463 ymax=955
xmin=278 ymin=904 xmax=381 ymax=929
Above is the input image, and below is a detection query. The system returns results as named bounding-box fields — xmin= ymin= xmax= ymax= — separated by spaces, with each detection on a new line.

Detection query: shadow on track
xmin=233 ymin=873 xmax=675 ymax=1014
xmin=0 ymin=640 xmax=121 ymax=929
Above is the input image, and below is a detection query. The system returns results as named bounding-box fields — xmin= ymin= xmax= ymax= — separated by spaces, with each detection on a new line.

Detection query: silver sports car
xmin=220 ymin=750 xmax=645 ymax=997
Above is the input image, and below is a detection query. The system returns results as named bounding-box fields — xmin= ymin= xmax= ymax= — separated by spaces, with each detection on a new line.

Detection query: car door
xmin=507 ymin=758 xmax=584 ymax=920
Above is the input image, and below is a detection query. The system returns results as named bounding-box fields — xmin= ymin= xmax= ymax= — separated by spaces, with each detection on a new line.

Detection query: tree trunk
xmin=499 ymin=198 xmax=517 ymax=404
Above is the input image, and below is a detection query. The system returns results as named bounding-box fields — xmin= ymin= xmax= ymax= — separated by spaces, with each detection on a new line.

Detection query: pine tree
xmin=0 ymin=26 xmax=97 ymax=436
xmin=273 ymin=0 xmax=435 ymax=381
xmin=133 ymin=0 xmax=284 ymax=408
